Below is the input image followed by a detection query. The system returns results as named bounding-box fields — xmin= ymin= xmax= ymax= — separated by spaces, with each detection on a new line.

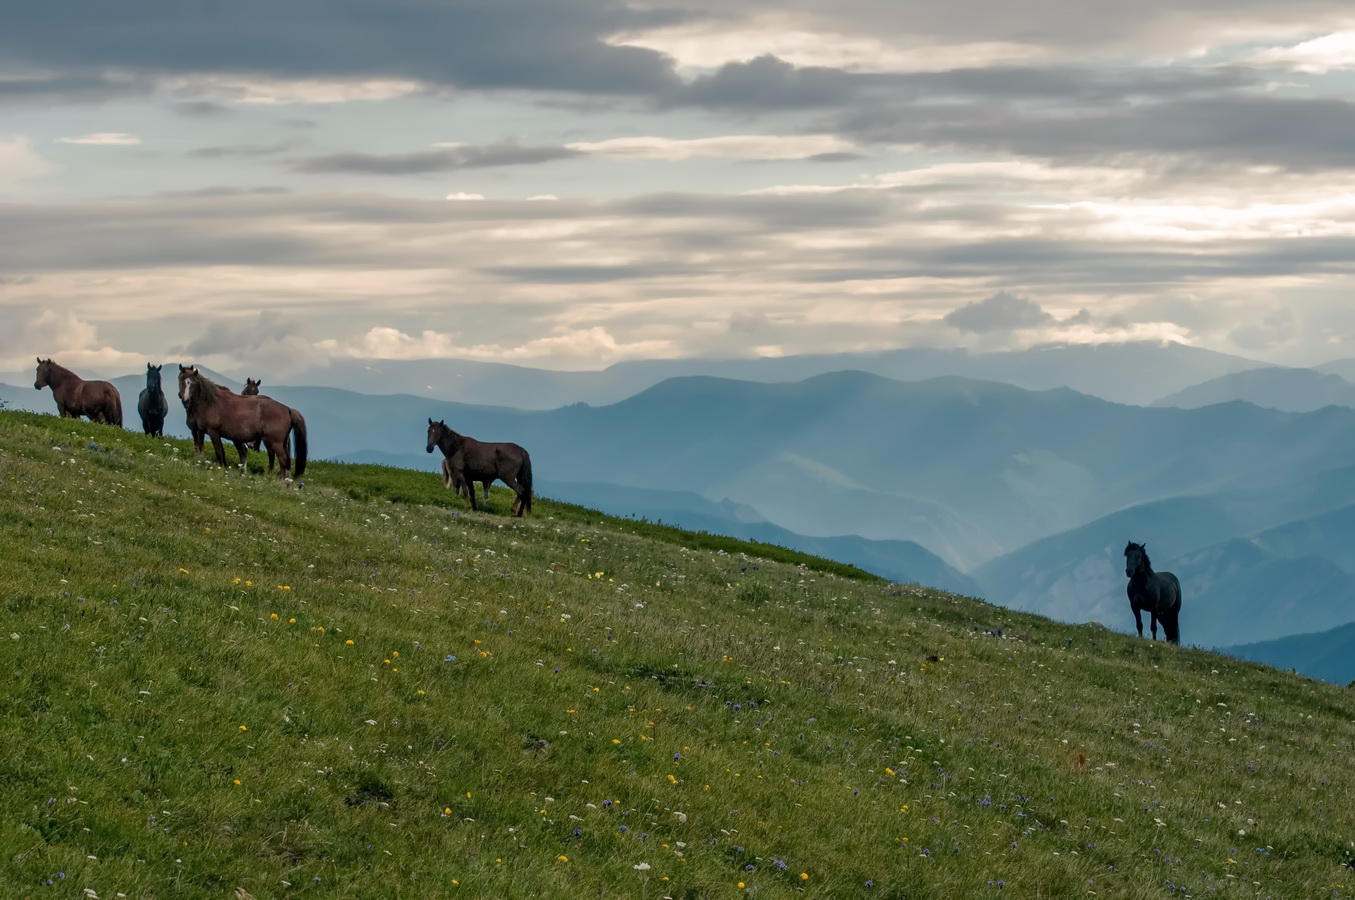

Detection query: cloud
xmin=0 ymin=1 xmax=685 ymax=101
xmin=566 ymin=134 xmax=853 ymax=161
xmin=0 ymin=136 xmax=55 ymax=181
xmin=179 ymin=310 xmax=328 ymax=374
xmin=446 ymin=192 xmax=486 ymax=201
xmin=319 ymin=325 xmax=678 ymax=365
xmin=1246 ymin=31 xmax=1355 ymax=73
xmin=1229 ymin=308 xmax=1296 ymax=350
xmin=291 ymin=142 xmax=580 ymax=175
xmin=56 ymin=132 xmax=142 ymax=145
xmin=943 ymin=291 xmax=1054 ymax=333
xmin=171 ymin=100 xmax=233 ymax=117
xmin=189 ymin=141 xmax=298 ymax=159
xmin=0 ymin=308 xmax=142 ymax=372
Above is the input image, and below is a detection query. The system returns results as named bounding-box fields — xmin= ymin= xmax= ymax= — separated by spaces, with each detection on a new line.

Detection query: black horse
xmin=425 ymin=418 xmax=533 ymax=516
xmin=137 ymin=363 xmax=169 ymax=437
xmin=1124 ymin=541 xmax=1181 ymax=644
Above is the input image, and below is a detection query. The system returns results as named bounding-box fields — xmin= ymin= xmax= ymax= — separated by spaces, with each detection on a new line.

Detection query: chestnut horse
xmin=240 ymin=376 xmax=289 ymax=471
xmin=137 ymin=363 xmax=169 ymax=437
xmin=34 ymin=358 xmax=122 ymax=426
xmin=425 ymin=418 xmax=532 ymax=516
xmin=180 ymin=367 xmax=307 ymax=480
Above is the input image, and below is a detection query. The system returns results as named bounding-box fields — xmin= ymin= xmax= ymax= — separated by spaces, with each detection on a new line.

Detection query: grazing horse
xmin=180 ymin=367 xmax=307 ymax=480
xmin=425 ymin=418 xmax=532 ymax=516
xmin=137 ymin=363 xmax=169 ymax=437
xmin=34 ymin=358 xmax=123 ymax=427
xmin=1124 ymin=541 xmax=1182 ymax=645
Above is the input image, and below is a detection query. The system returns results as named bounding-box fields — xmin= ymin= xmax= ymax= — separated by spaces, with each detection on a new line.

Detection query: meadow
xmin=0 ymin=408 xmax=1352 ymax=899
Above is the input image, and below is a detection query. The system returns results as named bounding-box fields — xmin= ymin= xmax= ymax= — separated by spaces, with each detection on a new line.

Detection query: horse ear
xmin=428 ymin=417 xmax=433 ymax=424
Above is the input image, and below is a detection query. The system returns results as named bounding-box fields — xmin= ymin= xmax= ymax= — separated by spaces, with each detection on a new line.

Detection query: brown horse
xmin=180 ymin=367 xmax=307 ymax=480
xmin=137 ymin=363 xmax=169 ymax=437
xmin=34 ymin=358 xmax=123 ymax=426
xmin=425 ymin=418 xmax=532 ymax=516
xmin=239 ymin=376 xmax=289 ymax=470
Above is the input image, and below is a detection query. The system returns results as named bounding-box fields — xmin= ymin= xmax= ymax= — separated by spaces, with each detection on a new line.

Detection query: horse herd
xmin=30 ymin=357 xmax=534 ymax=518
xmin=31 ymin=358 xmax=1180 ymax=636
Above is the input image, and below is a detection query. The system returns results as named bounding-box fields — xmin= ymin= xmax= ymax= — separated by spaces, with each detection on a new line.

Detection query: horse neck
xmin=1130 ymin=559 xmax=1155 ymax=583
xmin=438 ymin=429 xmax=464 ymax=455
xmin=44 ymin=363 xmax=75 ymax=387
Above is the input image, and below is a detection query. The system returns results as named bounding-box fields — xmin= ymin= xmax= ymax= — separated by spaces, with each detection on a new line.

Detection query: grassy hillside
xmin=1 ymin=409 xmax=1353 ymax=899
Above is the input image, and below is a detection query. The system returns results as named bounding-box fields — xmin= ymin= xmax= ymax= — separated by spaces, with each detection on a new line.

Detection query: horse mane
xmin=191 ymin=371 xmax=225 ymax=404
xmin=39 ymin=358 xmax=76 ymax=381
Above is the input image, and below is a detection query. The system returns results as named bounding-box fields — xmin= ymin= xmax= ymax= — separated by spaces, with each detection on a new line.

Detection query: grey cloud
xmin=834 ymin=94 xmax=1355 ymax=171
xmin=5 ymin=192 xmax=1355 ymax=296
xmin=667 ymin=55 xmax=866 ymax=109
xmin=290 ymin=143 xmax=581 ymax=175
xmin=0 ymin=72 xmax=152 ymax=105
xmin=1230 ymin=309 xmax=1296 ymax=350
xmin=171 ymin=100 xmax=232 ymax=118
xmin=179 ymin=311 xmax=329 ymax=373
xmin=0 ymin=0 xmax=684 ymax=99
xmin=191 ymin=141 xmax=299 ymax=159
xmin=943 ymin=291 xmax=1054 ymax=333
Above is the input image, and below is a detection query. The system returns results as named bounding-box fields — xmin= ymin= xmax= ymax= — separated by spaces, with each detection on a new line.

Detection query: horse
xmin=137 ymin=363 xmax=169 ymax=437
xmin=179 ymin=367 xmax=307 ymax=480
xmin=34 ymin=357 xmax=123 ymax=427
xmin=1124 ymin=541 xmax=1182 ymax=645
xmin=425 ymin=418 xmax=532 ymax=516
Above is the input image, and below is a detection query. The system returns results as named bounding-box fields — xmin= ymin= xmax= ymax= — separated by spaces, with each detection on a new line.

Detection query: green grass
xmin=1 ymin=409 xmax=1353 ymax=899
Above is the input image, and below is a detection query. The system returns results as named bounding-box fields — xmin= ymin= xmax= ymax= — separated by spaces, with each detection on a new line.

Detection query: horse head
xmin=243 ymin=378 xmax=261 ymax=396
xmin=34 ymin=357 xmax=50 ymax=389
xmin=426 ymin=418 xmax=442 ymax=453
xmin=146 ymin=363 xmax=163 ymax=389
xmin=179 ymin=367 xmax=201 ymax=406
xmin=1124 ymin=541 xmax=1149 ymax=578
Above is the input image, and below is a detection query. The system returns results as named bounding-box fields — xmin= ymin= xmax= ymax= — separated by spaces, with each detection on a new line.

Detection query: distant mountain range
xmin=4 ymin=340 xmax=1260 ymax=410
xmin=1152 ymin=366 xmax=1355 ymax=412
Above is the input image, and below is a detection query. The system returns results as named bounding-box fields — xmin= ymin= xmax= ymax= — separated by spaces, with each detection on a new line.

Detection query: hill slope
xmin=1 ymin=410 xmax=1353 ymax=898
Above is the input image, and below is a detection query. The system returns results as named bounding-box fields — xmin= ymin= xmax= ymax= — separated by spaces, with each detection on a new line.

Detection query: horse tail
xmin=520 ymin=449 xmax=533 ymax=515
xmin=290 ymin=408 xmax=308 ymax=478
xmin=110 ymin=386 xmax=124 ymax=428
xmin=1167 ymin=574 xmax=1183 ymax=644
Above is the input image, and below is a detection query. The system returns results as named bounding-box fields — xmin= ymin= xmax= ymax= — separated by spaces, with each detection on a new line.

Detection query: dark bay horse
xmin=180 ymin=367 xmax=307 ymax=480
xmin=137 ymin=363 xmax=169 ymax=437
xmin=425 ymin=418 xmax=532 ymax=516
xmin=1124 ymin=541 xmax=1182 ymax=644
xmin=34 ymin=358 xmax=122 ymax=426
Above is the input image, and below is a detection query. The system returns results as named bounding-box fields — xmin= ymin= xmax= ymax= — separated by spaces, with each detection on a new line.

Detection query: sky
xmin=4 ymin=1 xmax=1355 ymax=376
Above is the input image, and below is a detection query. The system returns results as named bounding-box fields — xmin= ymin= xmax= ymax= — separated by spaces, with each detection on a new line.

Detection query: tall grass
xmin=1 ymin=409 xmax=1352 ymax=899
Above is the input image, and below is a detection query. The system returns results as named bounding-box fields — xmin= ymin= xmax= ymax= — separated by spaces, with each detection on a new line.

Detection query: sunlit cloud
xmin=166 ymin=75 xmax=426 ymax=104
xmin=610 ymin=22 xmax=1048 ymax=73
xmin=0 ymin=136 xmax=55 ymax=181
xmin=568 ymin=134 xmax=854 ymax=161
xmin=1246 ymin=30 xmax=1355 ymax=73
xmin=445 ymin=192 xmax=485 ymax=201
xmin=318 ymin=325 xmax=679 ymax=366
xmin=56 ymin=132 xmax=141 ymax=145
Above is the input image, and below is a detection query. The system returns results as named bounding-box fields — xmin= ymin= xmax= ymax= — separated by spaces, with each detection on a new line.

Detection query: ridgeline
xmin=1 ymin=410 xmax=1352 ymax=899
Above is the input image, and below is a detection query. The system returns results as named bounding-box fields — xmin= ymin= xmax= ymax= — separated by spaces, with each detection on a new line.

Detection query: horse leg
xmin=1132 ymin=606 xmax=1144 ymax=638
xmin=209 ymin=433 xmax=229 ymax=469
xmin=500 ymin=474 xmax=526 ymax=517
xmin=268 ymin=435 xmax=291 ymax=480
xmin=482 ymin=481 xmax=491 ymax=502
xmin=1150 ymin=612 xmax=1160 ymax=641
xmin=235 ymin=442 xmax=249 ymax=470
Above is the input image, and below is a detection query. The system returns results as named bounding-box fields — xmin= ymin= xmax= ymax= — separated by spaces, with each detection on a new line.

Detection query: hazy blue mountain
xmin=1221 ymin=622 xmax=1355 ymax=686
xmin=1314 ymin=357 xmax=1355 ymax=382
xmin=207 ymin=340 xmax=1266 ymax=409
xmin=1152 ymin=367 xmax=1355 ymax=412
